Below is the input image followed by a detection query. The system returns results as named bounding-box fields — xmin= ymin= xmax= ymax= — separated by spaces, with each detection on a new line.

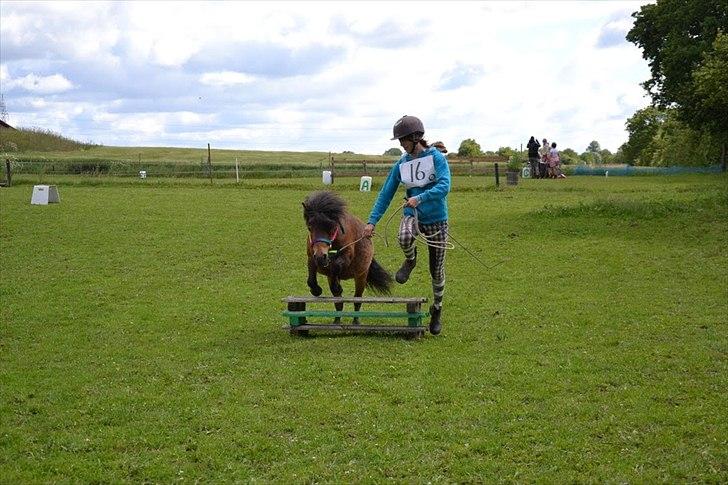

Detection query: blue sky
xmin=0 ymin=1 xmax=651 ymax=154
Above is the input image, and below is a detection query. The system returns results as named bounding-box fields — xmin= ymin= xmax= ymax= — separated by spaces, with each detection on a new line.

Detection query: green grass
xmin=0 ymin=128 xmax=397 ymax=180
xmin=0 ymin=127 xmax=98 ymax=152
xmin=0 ymin=139 xmax=391 ymax=165
xmin=0 ymin=142 xmax=401 ymax=179
xmin=1 ymin=174 xmax=726 ymax=482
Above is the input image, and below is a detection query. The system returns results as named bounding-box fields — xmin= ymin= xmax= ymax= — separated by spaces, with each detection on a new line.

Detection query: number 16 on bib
xmin=399 ymin=155 xmax=436 ymax=188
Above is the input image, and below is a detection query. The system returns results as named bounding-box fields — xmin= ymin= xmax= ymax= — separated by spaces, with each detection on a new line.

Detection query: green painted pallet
xmin=282 ymin=296 xmax=429 ymax=337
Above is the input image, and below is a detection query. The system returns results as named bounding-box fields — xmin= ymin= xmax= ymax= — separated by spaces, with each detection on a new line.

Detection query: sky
xmin=0 ymin=1 xmax=652 ymax=154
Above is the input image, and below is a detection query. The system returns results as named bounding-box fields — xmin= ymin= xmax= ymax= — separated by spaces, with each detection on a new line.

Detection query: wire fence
xmin=571 ymin=164 xmax=724 ymax=176
xmin=1 ymin=158 xmax=724 ymax=184
xmin=3 ymin=158 xmax=519 ymax=179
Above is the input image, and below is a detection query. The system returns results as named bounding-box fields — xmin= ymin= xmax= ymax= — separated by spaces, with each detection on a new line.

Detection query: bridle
xmin=309 ymin=226 xmax=339 ymax=249
xmin=308 ymin=224 xmax=368 ymax=258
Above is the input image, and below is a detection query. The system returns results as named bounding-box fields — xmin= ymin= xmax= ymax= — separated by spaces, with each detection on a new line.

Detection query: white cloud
xmin=29 ymin=97 xmax=47 ymax=109
xmin=199 ymin=71 xmax=256 ymax=87
xmin=0 ymin=1 xmax=652 ymax=152
xmin=4 ymin=73 xmax=74 ymax=94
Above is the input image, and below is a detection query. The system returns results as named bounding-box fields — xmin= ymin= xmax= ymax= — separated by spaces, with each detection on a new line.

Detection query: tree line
xmin=385 ymin=139 xmax=622 ymax=165
xmin=624 ymin=0 xmax=726 ymax=169
xmin=453 ymin=139 xmax=622 ymax=165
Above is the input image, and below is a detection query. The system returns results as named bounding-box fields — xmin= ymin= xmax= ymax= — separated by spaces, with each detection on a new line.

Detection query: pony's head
xmin=302 ymin=191 xmax=347 ymax=267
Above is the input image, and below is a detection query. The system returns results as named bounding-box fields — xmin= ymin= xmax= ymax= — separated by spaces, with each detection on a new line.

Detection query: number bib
xmin=399 ymin=155 xmax=436 ymax=188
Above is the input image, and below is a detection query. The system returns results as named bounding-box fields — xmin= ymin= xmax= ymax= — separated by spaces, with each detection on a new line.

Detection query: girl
xmin=548 ymin=142 xmax=560 ymax=179
xmin=362 ymin=115 xmax=451 ymax=335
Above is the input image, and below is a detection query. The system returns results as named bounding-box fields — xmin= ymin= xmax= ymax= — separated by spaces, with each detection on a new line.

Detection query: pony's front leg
xmin=307 ymin=257 xmax=323 ymax=296
xmin=352 ymin=274 xmax=367 ymax=325
xmin=327 ymin=275 xmax=343 ymax=324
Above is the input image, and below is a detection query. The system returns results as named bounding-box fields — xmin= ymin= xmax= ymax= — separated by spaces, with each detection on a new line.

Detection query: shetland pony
xmin=302 ymin=191 xmax=392 ymax=323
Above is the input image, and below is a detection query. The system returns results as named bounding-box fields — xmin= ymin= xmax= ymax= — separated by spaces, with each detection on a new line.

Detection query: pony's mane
xmin=303 ymin=191 xmax=347 ymax=229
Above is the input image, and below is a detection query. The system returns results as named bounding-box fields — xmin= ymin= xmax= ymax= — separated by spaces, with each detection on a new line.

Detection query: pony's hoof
xmin=332 ymin=317 xmax=341 ymax=325
xmin=309 ymin=286 xmax=323 ymax=297
xmin=352 ymin=318 xmax=360 ymax=326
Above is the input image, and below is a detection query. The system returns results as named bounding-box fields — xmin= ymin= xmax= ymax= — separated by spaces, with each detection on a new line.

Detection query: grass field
xmin=0 ymin=138 xmax=390 ymax=165
xmin=1 ymin=174 xmax=726 ymax=482
xmin=0 ymin=129 xmax=397 ymax=179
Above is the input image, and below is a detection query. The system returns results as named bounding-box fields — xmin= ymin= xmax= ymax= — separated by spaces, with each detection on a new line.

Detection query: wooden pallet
xmin=282 ymin=296 xmax=429 ymax=338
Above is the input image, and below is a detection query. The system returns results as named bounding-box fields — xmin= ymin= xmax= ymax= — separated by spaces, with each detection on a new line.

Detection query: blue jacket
xmin=368 ymin=146 xmax=451 ymax=225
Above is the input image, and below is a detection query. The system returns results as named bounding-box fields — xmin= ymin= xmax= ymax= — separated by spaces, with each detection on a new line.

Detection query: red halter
xmin=310 ymin=226 xmax=339 ymax=247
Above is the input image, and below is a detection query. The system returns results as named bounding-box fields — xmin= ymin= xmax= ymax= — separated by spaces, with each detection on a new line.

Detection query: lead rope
xmin=412 ymin=205 xmax=454 ymax=250
xmin=331 ymin=234 xmax=366 ymax=254
xmin=328 ymin=230 xmax=386 ymax=256
xmin=379 ymin=201 xmax=507 ymax=271
xmin=380 ymin=201 xmax=405 ymax=248
xmin=381 ymin=202 xmax=453 ymax=250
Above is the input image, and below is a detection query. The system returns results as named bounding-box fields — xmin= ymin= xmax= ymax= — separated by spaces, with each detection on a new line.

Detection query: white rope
xmin=380 ymin=202 xmax=455 ymax=251
xmin=377 ymin=200 xmax=505 ymax=270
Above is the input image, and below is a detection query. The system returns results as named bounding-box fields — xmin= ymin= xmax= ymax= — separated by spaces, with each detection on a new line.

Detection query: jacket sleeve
xmin=415 ymin=152 xmax=451 ymax=204
xmin=367 ymin=162 xmax=402 ymax=225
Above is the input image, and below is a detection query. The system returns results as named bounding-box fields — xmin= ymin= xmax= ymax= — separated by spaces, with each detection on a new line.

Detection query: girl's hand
xmin=363 ymin=224 xmax=375 ymax=238
xmin=405 ymin=197 xmax=419 ymax=208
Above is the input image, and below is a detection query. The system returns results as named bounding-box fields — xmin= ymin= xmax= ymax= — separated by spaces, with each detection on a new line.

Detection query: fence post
xmin=330 ymin=153 xmax=335 ymax=184
xmin=207 ymin=143 xmax=212 ymax=184
xmin=235 ymin=157 xmax=240 ymax=183
xmin=4 ymin=159 xmax=10 ymax=187
xmin=494 ymin=163 xmax=500 ymax=187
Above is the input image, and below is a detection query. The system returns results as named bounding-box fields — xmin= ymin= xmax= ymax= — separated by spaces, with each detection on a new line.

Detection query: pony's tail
xmin=367 ymin=258 xmax=393 ymax=294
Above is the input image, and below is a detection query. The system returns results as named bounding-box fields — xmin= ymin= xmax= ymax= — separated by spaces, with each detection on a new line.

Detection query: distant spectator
xmin=538 ymin=138 xmax=549 ymax=179
xmin=431 ymin=141 xmax=448 ymax=154
xmin=526 ymin=136 xmax=540 ymax=179
xmin=548 ymin=142 xmax=560 ymax=178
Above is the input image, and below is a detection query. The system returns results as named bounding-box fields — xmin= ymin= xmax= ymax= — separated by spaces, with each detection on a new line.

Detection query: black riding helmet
xmin=391 ymin=115 xmax=425 ymax=141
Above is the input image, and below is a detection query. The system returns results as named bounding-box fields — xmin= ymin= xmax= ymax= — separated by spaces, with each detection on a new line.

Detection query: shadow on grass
xmin=285 ymin=329 xmax=427 ymax=341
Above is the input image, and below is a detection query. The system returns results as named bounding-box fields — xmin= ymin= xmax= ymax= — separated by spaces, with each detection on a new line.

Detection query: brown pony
xmin=302 ymin=191 xmax=392 ymax=324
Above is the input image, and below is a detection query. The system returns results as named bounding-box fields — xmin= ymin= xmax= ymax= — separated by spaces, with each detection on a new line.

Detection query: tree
xmin=650 ymin=110 xmax=721 ymax=166
xmin=457 ymin=138 xmax=483 ymax=157
xmin=627 ymin=0 xmax=727 ymax=168
xmin=580 ymin=152 xmax=601 ymax=165
xmin=612 ymin=146 xmax=627 ymax=165
xmin=496 ymin=146 xmax=517 ymax=159
xmin=622 ymin=106 xmax=721 ymax=166
xmin=560 ymin=148 xmax=579 ymax=165
xmin=584 ymin=141 xmax=603 ymax=163
xmin=627 ymin=0 xmax=725 ymax=111
xmin=693 ymin=32 xmax=728 ymax=170
xmin=622 ymin=106 xmax=666 ymax=165
xmin=383 ymin=147 xmax=402 ymax=156
xmin=599 ymin=148 xmax=614 ymax=164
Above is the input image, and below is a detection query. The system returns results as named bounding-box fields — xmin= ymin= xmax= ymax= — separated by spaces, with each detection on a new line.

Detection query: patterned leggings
xmin=398 ymin=216 xmax=448 ymax=309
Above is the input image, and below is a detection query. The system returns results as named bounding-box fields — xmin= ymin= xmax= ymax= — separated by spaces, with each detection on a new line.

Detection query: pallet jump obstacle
xmin=283 ymin=296 xmax=429 ymax=337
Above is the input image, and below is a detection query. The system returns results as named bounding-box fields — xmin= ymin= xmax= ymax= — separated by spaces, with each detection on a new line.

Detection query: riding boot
xmin=429 ymin=305 xmax=442 ymax=335
xmin=395 ymin=249 xmax=417 ymax=284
